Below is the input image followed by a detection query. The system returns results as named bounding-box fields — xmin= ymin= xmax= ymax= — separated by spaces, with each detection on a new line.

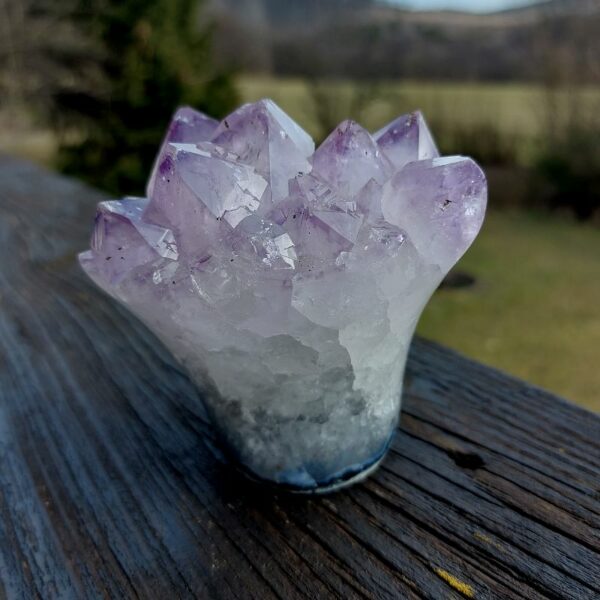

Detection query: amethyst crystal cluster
xmin=80 ymin=100 xmax=486 ymax=492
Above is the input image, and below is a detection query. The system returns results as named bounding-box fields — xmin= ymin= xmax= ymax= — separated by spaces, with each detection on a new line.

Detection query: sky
xmin=392 ymin=0 xmax=540 ymax=12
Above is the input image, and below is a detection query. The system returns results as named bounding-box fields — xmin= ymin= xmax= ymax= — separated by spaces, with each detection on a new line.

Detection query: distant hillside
xmin=498 ymin=0 xmax=600 ymax=16
xmin=212 ymin=0 xmax=376 ymax=26
xmin=210 ymin=0 xmax=600 ymax=82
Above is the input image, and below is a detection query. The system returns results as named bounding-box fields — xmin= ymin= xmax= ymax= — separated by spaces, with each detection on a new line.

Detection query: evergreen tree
xmin=53 ymin=0 xmax=238 ymax=195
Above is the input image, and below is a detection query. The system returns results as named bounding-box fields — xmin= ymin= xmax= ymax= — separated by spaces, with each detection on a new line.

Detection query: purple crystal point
xmin=174 ymin=144 xmax=266 ymax=227
xmin=312 ymin=120 xmax=393 ymax=196
xmin=84 ymin=197 xmax=177 ymax=286
xmin=267 ymin=175 xmax=363 ymax=267
xmin=211 ymin=99 xmax=314 ymax=206
xmin=166 ymin=106 xmax=219 ymax=143
xmin=147 ymin=107 xmax=218 ymax=198
xmin=374 ymin=110 xmax=439 ymax=170
xmin=145 ymin=142 xmax=267 ymax=256
xmin=382 ymin=156 xmax=486 ymax=271
xmin=80 ymin=99 xmax=486 ymax=493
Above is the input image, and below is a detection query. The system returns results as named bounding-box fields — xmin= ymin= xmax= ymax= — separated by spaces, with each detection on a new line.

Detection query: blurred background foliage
xmin=54 ymin=0 xmax=238 ymax=194
xmin=0 ymin=0 xmax=598 ymax=409
xmin=0 ymin=0 xmax=238 ymax=194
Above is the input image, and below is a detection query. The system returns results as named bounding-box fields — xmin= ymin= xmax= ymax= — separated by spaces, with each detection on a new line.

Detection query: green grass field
xmin=239 ymin=76 xmax=600 ymax=164
xmin=418 ymin=210 xmax=600 ymax=412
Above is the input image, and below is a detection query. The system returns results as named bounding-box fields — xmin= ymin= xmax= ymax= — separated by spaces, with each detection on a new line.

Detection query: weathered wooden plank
xmin=0 ymin=155 xmax=599 ymax=599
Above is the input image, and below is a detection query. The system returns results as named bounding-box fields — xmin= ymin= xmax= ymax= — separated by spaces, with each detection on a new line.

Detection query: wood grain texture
xmin=0 ymin=155 xmax=599 ymax=599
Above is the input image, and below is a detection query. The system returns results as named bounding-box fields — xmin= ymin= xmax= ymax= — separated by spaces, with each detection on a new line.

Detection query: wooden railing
xmin=0 ymin=155 xmax=598 ymax=599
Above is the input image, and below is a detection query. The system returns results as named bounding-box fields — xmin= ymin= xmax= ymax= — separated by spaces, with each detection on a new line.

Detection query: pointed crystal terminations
xmin=80 ymin=100 xmax=487 ymax=493
xmin=374 ymin=110 xmax=439 ymax=170
xmin=147 ymin=107 xmax=219 ymax=198
xmin=211 ymin=99 xmax=314 ymax=209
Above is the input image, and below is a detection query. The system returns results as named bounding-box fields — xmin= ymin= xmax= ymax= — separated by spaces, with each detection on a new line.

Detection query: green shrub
xmin=536 ymin=124 xmax=600 ymax=221
xmin=52 ymin=0 xmax=238 ymax=195
xmin=430 ymin=119 xmax=520 ymax=168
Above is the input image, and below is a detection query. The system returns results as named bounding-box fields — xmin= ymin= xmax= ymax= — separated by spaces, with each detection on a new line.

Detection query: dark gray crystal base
xmin=235 ymin=431 xmax=395 ymax=494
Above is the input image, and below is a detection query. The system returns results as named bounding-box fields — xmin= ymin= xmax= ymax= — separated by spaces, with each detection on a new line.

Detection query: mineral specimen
xmin=80 ymin=100 xmax=487 ymax=492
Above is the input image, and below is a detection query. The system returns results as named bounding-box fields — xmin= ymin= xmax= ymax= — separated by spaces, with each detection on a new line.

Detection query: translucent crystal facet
xmin=80 ymin=100 xmax=487 ymax=492
xmin=374 ymin=110 xmax=439 ymax=170
xmin=211 ymin=99 xmax=314 ymax=209
xmin=147 ymin=106 xmax=219 ymax=198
